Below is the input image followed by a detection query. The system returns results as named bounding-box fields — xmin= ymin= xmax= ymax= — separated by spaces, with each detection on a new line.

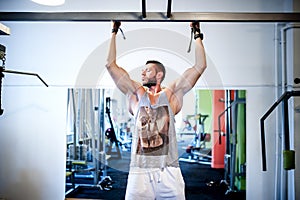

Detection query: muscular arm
xmin=106 ymin=32 xmax=142 ymax=96
xmin=167 ymin=23 xmax=207 ymax=114
xmin=173 ymin=30 xmax=207 ymax=95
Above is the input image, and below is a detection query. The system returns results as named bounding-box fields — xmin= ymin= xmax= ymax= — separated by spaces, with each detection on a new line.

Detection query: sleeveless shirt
xmin=130 ymin=91 xmax=180 ymax=169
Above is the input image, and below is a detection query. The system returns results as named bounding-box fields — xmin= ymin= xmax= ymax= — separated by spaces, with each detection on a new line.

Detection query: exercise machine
xmin=260 ymin=80 xmax=299 ymax=199
xmin=177 ymin=115 xmax=197 ymax=142
xmin=261 ymin=86 xmax=299 ymax=171
xmin=118 ymin=120 xmax=132 ymax=152
xmin=0 ymin=43 xmax=48 ymax=116
xmin=217 ymin=90 xmax=246 ymax=197
xmin=105 ymin=97 xmax=122 ymax=159
xmin=65 ymin=89 xmax=115 ymax=195
xmin=179 ymin=113 xmax=211 ymax=165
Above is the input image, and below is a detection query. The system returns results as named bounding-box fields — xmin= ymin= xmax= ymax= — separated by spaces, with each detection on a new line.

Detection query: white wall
xmin=0 ymin=0 xmax=294 ymax=200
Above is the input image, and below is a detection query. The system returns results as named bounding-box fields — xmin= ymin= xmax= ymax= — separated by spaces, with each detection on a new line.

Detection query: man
xmin=106 ymin=21 xmax=207 ymax=200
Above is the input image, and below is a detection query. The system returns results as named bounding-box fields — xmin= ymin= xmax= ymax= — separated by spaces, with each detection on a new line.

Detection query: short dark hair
xmin=146 ymin=60 xmax=166 ymax=82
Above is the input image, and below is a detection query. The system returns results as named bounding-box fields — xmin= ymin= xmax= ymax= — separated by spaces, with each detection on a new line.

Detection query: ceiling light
xmin=31 ymin=0 xmax=65 ymax=6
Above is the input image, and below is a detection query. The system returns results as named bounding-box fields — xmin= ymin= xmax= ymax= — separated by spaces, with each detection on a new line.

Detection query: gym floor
xmin=65 ymin=135 xmax=246 ymax=200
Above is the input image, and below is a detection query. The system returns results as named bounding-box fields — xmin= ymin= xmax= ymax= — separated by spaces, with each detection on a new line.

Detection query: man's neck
xmin=148 ymin=84 xmax=162 ymax=94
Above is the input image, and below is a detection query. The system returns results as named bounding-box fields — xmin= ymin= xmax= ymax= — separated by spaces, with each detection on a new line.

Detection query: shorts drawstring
xmin=158 ymin=172 xmax=161 ymax=183
xmin=158 ymin=168 xmax=164 ymax=183
xmin=148 ymin=171 xmax=154 ymax=182
xmin=148 ymin=168 xmax=164 ymax=183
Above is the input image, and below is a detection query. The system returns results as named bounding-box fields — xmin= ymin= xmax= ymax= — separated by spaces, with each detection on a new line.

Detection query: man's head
xmin=141 ymin=60 xmax=166 ymax=87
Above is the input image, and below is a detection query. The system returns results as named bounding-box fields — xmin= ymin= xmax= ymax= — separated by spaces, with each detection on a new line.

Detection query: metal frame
xmin=167 ymin=0 xmax=172 ymax=18
xmin=217 ymin=91 xmax=246 ymax=194
xmin=1 ymin=12 xmax=300 ymax=22
xmin=0 ymin=43 xmax=48 ymax=116
xmin=142 ymin=0 xmax=146 ymax=18
xmin=0 ymin=22 xmax=10 ymax=35
xmin=260 ymin=90 xmax=300 ymax=171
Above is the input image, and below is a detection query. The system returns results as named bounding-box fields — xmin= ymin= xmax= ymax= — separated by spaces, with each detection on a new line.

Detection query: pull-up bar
xmin=1 ymin=12 xmax=300 ymax=22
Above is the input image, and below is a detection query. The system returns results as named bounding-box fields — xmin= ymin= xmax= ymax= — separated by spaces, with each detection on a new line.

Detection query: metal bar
xmin=217 ymin=99 xmax=245 ymax=145
xmin=0 ymin=67 xmax=4 ymax=115
xmin=283 ymin=98 xmax=290 ymax=150
xmin=291 ymin=90 xmax=300 ymax=96
xmin=260 ymin=92 xmax=289 ymax=171
xmin=71 ymin=89 xmax=77 ymax=160
xmin=1 ymin=12 xmax=300 ymax=22
xmin=167 ymin=0 xmax=172 ymax=18
xmin=218 ymin=107 xmax=227 ymax=145
xmin=225 ymin=90 xmax=231 ymax=155
xmin=260 ymin=121 xmax=267 ymax=171
xmin=0 ymin=22 xmax=10 ymax=35
xmin=260 ymin=90 xmax=300 ymax=171
xmin=3 ymin=69 xmax=48 ymax=87
xmin=142 ymin=0 xmax=146 ymax=18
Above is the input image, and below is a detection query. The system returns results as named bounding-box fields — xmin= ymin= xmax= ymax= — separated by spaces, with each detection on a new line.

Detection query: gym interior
xmin=0 ymin=1 xmax=299 ymax=200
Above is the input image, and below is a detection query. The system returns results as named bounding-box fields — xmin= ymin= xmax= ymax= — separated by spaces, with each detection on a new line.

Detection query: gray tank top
xmin=130 ymin=91 xmax=179 ymax=169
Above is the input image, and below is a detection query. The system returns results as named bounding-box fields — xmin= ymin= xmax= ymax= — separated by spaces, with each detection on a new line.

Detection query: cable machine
xmin=260 ymin=79 xmax=299 ymax=200
xmin=0 ymin=43 xmax=48 ymax=116
xmin=65 ymin=89 xmax=114 ymax=195
xmin=105 ymin=97 xmax=121 ymax=159
xmin=217 ymin=90 xmax=246 ymax=196
xmin=179 ymin=113 xmax=212 ymax=165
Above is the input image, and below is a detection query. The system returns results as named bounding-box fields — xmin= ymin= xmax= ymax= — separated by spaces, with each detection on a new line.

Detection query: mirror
xmin=65 ymin=88 xmax=246 ymax=199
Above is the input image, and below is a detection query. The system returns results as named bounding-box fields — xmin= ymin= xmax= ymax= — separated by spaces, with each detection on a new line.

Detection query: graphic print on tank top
xmin=136 ymin=105 xmax=169 ymax=156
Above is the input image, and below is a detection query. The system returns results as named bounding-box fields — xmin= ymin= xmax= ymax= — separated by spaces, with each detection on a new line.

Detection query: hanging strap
xmin=187 ymin=28 xmax=193 ymax=53
xmin=112 ymin=21 xmax=126 ymax=40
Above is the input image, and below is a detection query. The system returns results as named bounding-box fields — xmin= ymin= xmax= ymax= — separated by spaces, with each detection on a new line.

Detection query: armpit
xmin=163 ymin=88 xmax=183 ymax=115
xmin=127 ymin=87 xmax=144 ymax=115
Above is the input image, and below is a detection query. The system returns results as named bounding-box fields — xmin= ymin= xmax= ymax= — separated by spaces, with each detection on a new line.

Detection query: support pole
xmin=142 ymin=0 xmax=146 ymax=18
xmin=0 ymin=67 xmax=4 ymax=115
xmin=167 ymin=0 xmax=172 ymax=18
xmin=71 ymin=89 xmax=77 ymax=160
xmin=283 ymin=98 xmax=290 ymax=151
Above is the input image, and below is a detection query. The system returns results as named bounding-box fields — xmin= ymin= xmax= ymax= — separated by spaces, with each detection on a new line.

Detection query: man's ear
xmin=156 ymin=71 xmax=163 ymax=81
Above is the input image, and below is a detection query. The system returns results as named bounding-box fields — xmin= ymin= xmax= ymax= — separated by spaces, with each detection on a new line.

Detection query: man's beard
xmin=143 ymin=77 xmax=157 ymax=88
xmin=143 ymin=82 xmax=157 ymax=88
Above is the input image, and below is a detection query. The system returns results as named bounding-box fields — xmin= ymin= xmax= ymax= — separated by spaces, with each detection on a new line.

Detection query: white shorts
xmin=125 ymin=167 xmax=185 ymax=200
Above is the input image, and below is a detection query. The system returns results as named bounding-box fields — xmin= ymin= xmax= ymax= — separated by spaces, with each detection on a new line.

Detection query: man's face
xmin=141 ymin=63 xmax=157 ymax=87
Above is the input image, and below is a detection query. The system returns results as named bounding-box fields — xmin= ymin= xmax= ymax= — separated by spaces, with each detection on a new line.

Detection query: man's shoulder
xmin=162 ymin=87 xmax=174 ymax=96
